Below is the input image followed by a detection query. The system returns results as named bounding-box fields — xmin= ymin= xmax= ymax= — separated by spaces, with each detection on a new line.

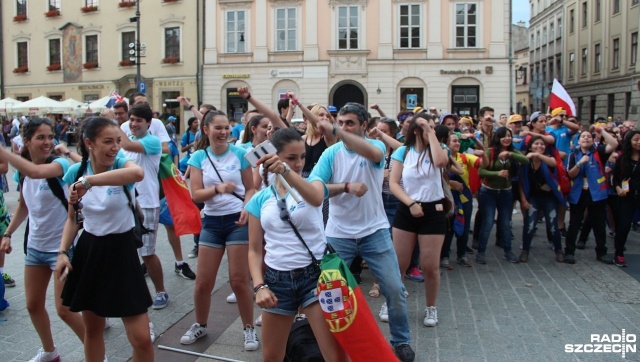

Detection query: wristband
xmin=293 ymin=98 xmax=300 ymax=106
xmin=64 ymin=150 xmax=71 ymax=157
xmin=408 ymin=202 xmax=418 ymax=208
xmin=245 ymin=93 xmax=252 ymax=101
xmin=253 ymin=283 xmax=269 ymax=294
xmin=344 ymin=182 xmax=350 ymax=194
xmin=188 ymin=104 xmax=195 ymax=110
xmin=2 ymin=233 xmax=10 ymax=239
xmin=57 ymin=250 xmax=69 ymax=257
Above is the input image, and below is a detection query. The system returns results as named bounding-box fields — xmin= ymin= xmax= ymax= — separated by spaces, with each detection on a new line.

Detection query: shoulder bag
xmin=205 ymin=150 xmax=245 ymax=202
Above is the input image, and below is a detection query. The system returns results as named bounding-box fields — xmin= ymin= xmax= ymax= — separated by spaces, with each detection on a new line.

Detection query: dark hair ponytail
xmin=20 ymin=117 xmax=54 ymax=162
xmin=74 ymin=116 xmax=117 ymax=182
xmin=262 ymin=128 xmax=302 ymax=187
xmin=195 ymin=110 xmax=227 ymax=151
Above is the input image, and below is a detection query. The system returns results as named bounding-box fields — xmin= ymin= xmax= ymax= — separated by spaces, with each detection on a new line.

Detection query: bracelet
xmin=188 ymin=104 xmax=195 ymax=110
xmin=293 ymin=98 xmax=300 ymax=106
xmin=408 ymin=202 xmax=418 ymax=208
xmin=2 ymin=233 xmax=10 ymax=239
xmin=57 ymin=250 xmax=69 ymax=257
xmin=245 ymin=93 xmax=252 ymax=101
xmin=64 ymin=150 xmax=71 ymax=157
xmin=253 ymin=283 xmax=269 ymax=294
xmin=344 ymin=182 xmax=350 ymax=194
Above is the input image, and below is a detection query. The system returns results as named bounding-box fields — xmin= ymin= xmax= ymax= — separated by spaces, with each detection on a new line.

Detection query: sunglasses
xmin=380 ymin=117 xmax=397 ymax=124
xmin=74 ymin=199 xmax=84 ymax=224
xmin=276 ymin=197 xmax=290 ymax=222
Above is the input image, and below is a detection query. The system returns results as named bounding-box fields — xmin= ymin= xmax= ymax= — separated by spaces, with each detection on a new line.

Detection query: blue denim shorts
xmin=25 ymin=248 xmax=58 ymax=271
xmin=262 ymin=263 xmax=320 ymax=316
xmin=199 ymin=213 xmax=248 ymax=249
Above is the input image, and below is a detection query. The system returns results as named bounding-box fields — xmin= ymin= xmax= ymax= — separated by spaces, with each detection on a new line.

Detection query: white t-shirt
xmin=20 ymin=158 xmax=70 ymax=253
xmin=122 ymin=133 xmax=162 ymax=208
xmin=245 ymin=184 xmax=328 ymax=271
xmin=121 ymin=118 xmax=171 ymax=143
xmin=11 ymin=118 xmax=20 ymax=129
xmin=63 ymin=158 xmax=136 ymax=236
xmin=187 ymin=145 xmax=250 ymax=216
xmin=11 ymin=135 xmax=23 ymax=150
xmin=391 ymin=146 xmax=444 ymax=202
xmin=308 ymin=139 xmax=389 ymax=239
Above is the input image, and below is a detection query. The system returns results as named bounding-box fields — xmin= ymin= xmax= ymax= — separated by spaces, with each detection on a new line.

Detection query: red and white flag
xmin=549 ymin=79 xmax=576 ymax=116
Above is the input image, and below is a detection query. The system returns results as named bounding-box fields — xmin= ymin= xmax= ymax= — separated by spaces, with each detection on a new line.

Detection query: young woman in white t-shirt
xmin=181 ymin=110 xmax=259 ymax=351
xmin=246 ymin=127 xmax=346 ymax=362
xmin=0 ymin=118 xmax=85 ymax=362
xmin=389 ymin=112 xmax=449 ymax=328
xmin=55 ymin=117 xmax=152 ymax=362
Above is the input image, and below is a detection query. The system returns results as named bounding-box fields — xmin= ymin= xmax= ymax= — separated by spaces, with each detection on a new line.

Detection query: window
xmin=612 ymin=38 xmax=619 ymax=69
xmin=121 ymin=31 xmax=135 ymax=62
xmin=275 ymin=8 xmax=296 ymax=51
xmin=632 ymin=32 xmax=638 ymax=66
xmin=582 ymin=2 xmax=587 ymax=28
xmin=85 ymin=0 xmax=98 ymax=6
xmin=557 ymin=18 xmax=562 ymax=38
xmin=85 ymin=35 xmax=98 ymax=64
xmin=17 ymin=41 xmax=28 ymax=67
xmin=594 ymin=44 xmax=601 ymax=73
xmin=455 ymin=3 xmax=477 ymax=48
xmin=48 ymin=0 xmax=60 ymax=10
xmin=549 ymin=59 xmax=554 ymax=81
xmin=581 ymin=48 xmax=587 ymax=75
xmin=338 ymin=6 xmax=358 ymax=50
xmin=570 ymin=9 xmax=575 ymax=33
xmin=164 ymin=27 xmax=180 ymax=60
xmin=226 ymin=10 xmax=246 ymax=53
xmin=569 ymin=52 xmax=575 ymax=78
xmin=550 ymin=23 xmax=554 ymax=40
xmin=536 ymin=31 xmax=540 ymax=47
xmin=543 ymin=27 xmax=547 ymax=44
xmin=16 ymin=0 xmax=27 ymax=15
xmin=613 ymin=0 xmax=620 ymax=14
xmin=595 ymin=0 xmax=600 ymax=22
xmin=49 ymin=38 xmax=60 ymax=66
xmin=607 ymin=94 xmax=614 ymax=117
xmin=399 ymin=4 xmax=421 ymax=48
xmin=530 ymin=34 xmax=534 ymax=48
xmin=633 ymin=0 xmax=639 ymax=6
xmin=556 ymin=57 xmax=562 ymax=80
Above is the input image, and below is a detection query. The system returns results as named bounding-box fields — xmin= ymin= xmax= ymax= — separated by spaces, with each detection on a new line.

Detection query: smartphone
xmin=244 ymin=140 xmax=278 ymax=168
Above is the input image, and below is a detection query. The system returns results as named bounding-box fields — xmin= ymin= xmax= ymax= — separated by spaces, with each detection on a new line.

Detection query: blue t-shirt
xmin=546 ymin=125 xmax=573 ymax=156
xmin=231 ymin=124 xmax=245 ymax=140
xmin=169 ymin=139 xmax=180 ymax=163
xmin=181 ymin=131 xmax=198 ymax=155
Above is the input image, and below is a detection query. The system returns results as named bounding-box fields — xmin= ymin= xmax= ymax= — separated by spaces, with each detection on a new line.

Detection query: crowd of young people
xmin=1 ymin=89 xmax=638 ymax=362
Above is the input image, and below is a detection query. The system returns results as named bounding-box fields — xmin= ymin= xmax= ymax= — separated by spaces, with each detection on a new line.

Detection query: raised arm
xmin=238 ymin=87 xmax=288 ymax=130
xmin=317 ymin=120 xmax=383 ymax=163
xmin=0 ymin=147 xmax=64 ymax=179
xmin=117 ymin=128 xmax=146 ymax=154
xmin=178 ymin=96 xmax=204 ymax=122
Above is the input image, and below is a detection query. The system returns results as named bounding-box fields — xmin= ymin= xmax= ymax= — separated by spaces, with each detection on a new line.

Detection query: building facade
xmin=1 ymin=0 xmax=201 ymax=129
xmin=513 ymin=22 xmax=530 ymax=118
xmin=202 ymin=0 xmax=513 ymax=120
xmin=563 ymin=0 xmax=640 ymax=122
xmin=528 ymin=0 xmax=564 ymax=114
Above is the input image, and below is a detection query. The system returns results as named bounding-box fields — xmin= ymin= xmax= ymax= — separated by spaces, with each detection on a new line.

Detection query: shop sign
xmin=223 ymin=74 xmax=251 ymax=79
xmin=440 ymin=69 xmax=482 ymax=75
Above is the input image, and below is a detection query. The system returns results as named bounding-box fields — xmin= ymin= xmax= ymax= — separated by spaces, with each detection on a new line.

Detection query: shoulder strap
xmin=204 ymin=149 xmax=245 ymax=202
xmin=46 ymin=178 xmax=68 ymax=210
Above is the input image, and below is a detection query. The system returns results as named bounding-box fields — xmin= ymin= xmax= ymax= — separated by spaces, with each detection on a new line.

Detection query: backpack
xmin=547 ymin=146 xmax=571 ymax=195
xmin=20 ymin=156 xmax=69 ymax=254
xmin=460 ymin=153 xmax=481 ymax=194
xmin=284 ymin=316 xmax=324 ymax=362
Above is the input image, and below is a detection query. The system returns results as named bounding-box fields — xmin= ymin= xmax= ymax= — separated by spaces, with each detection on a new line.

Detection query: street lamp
xmin=516 ymin=66 xmax=526 ymax=81
xmin=130 ymin=1 xmax=141 ymax=92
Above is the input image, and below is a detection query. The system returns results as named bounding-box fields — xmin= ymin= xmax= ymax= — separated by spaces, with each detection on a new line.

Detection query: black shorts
xmin=393 ymin=199 xmax=447 ymax=235
xmin=511 ymin=181 xmax=521 ymax=202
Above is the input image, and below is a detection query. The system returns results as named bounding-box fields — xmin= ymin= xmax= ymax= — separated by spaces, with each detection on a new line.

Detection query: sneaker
xmin=243 ymin=325 xmax=259 ymax=351
xmin=576 ymin=241 xmax=586 ymax=250
xmin=475 ymin=252 xmax=486 ymax=265
xmin=180 ymin=323 xmax=208 ymax=344
xmin=504 ymin=251 xmax=519 ymax=263
xmin=175 ymin=262 xmax=196 ymax=280
xmin=440 ymin=258 xmax=450 ymax=269
xmin=149 ymin=322 xmax=156 ymax=343
xmin=518 ymin=251 xmax=529 ymax=263
xmin=141 ymin=263 xmax=148 ymax=277
xmin=394 ymin=344 xmax=415 ymax=362
xmin=152 ymin=292 xmax=169 ymax=310
xmin=564 ymin=254 xmax=576 ymax=264
xmin=555 ymin=251 xmax=565 ymax=263
xmin=613 ymin=255 xmax=627 ymax=267
xmin=405 ymin=266 xmax=424 ymax=282
xmin=255 ymin=314 xmax=262 ymax=326
xmin=2 ymin=272 xmax=15 ymax=288
xmin=226 ymin=292 xmax=237 ymax=303
xmin=379 ymin=303 xmax=389 ymax=323
xmin=28 ymin=347 xmax=60 ymax=362
xmin=423 ymin=306 xmax=438 ymax=327
xmin=188 ymin=247 xmax=198 ymax=258
xmin=596 ymin=255 xmax=614 ymax=265
xmin=457 ymin=256 xmax=472 ymax=267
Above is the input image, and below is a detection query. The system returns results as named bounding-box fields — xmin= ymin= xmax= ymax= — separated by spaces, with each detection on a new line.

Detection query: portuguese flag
xmin=318 ymin=252 xmax=399 ymax=362
xmin=158 ymin=154 xmax=202 ymax=236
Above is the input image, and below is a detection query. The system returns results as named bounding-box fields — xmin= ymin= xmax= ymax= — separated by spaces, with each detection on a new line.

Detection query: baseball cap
xmin=327 ymin=105 xmax=338 ymax=113
xmin=459 ymin=116 xmax=474 ymax=125
xmin=168 ymin=116 xmax=177 ymax=121
xmin=413 ymin=106 xmax=424 ymax=114
xmin=508 ymin=114 xmax=523 ymax=123
xmin=439 ymin=113 xmax=458 ymax=123
xmin=551 ymin=107 xmax=566 ymax=117
xmin=530 ymin=111 xmax=542 ymax=123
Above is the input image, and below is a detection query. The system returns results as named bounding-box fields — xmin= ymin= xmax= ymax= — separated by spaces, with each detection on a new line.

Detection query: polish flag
xmin=549 ymin=79 xmax=576 ymax=116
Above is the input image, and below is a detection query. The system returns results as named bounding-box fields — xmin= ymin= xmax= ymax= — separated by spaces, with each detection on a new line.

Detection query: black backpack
xmin=20 ymin=156 xmax=69 ymax=254
xmin=284 ymin=316 xmax=324 ymax=362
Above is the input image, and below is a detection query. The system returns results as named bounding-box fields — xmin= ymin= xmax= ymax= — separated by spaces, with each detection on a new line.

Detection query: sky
xmin=513 ymin=0 xmax=531 ymax=25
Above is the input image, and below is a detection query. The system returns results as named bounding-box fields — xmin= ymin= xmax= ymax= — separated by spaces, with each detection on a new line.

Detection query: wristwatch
xmin=280 ymin=162 xmax=291 ymax=177
xmin=78 ymin=176 xmax=92 ymax=190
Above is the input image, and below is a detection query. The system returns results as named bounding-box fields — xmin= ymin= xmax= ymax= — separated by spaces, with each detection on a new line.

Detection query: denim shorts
xmin=199 ymin=213 xmax=248 ymax=249
xmin=262 ymin=263 xmax=320 ymax=316
xmin=25 ymin=248 xmax=58 ymax=271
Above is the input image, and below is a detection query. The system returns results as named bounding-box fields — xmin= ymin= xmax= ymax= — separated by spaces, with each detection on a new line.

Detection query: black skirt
xmin=61 ymin=229 xmax=152 ymax=317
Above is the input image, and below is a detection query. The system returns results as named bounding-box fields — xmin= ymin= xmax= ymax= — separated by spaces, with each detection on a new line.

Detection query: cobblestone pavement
xmin=1 ymin=170 xmax=639 ymax=361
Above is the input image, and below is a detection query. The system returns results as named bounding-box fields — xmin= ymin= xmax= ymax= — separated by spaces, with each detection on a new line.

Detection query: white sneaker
xmin=226 ymin=292 xmax=237 ymax=303
xmin=180 ymin=323 xmax=208 ymax=344
xmin=243 ymin=325 xmax=259 ymax=351
xmin=29 ymin=347 xmax=60 ymax=362
xmin=104 ymin=317 xmax=113 ymax=330
xmin=423 ymin=306 xmax=438 ymax=327
xmin=255 ymin=314 xmax=262 ymax=326
xmin=104 ymin=356 xmax=108 ymax=362
xmin=149 ymin=322 xmax=156 ymax=343
xmin=379 ymin=303 xmax=389 ymax=323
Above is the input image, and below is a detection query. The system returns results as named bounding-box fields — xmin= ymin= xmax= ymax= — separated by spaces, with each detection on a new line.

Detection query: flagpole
xmin=135 ymin=1 xmax=141 ymax=92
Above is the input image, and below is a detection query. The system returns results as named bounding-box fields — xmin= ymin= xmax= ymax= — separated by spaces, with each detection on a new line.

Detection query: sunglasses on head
xmin=380 ymin=117 xmax=397 ymax=124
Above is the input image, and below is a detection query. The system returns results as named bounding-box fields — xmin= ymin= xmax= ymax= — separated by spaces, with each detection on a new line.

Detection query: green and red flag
xmin=158 ymin=154 xmax=202 ymax=236
xmin=317 ymin=252 xmax=399 ymax=362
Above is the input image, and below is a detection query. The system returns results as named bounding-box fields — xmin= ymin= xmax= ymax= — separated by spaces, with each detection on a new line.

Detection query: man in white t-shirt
xmin=308 ymin=103 xmax=415 ymax=362
xmin=119 ymin=103 xmax=169 ymax=310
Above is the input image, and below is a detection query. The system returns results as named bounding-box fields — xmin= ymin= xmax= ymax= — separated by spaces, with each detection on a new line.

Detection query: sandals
xmin=368 ymin=283 xmax=380 ymax=298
